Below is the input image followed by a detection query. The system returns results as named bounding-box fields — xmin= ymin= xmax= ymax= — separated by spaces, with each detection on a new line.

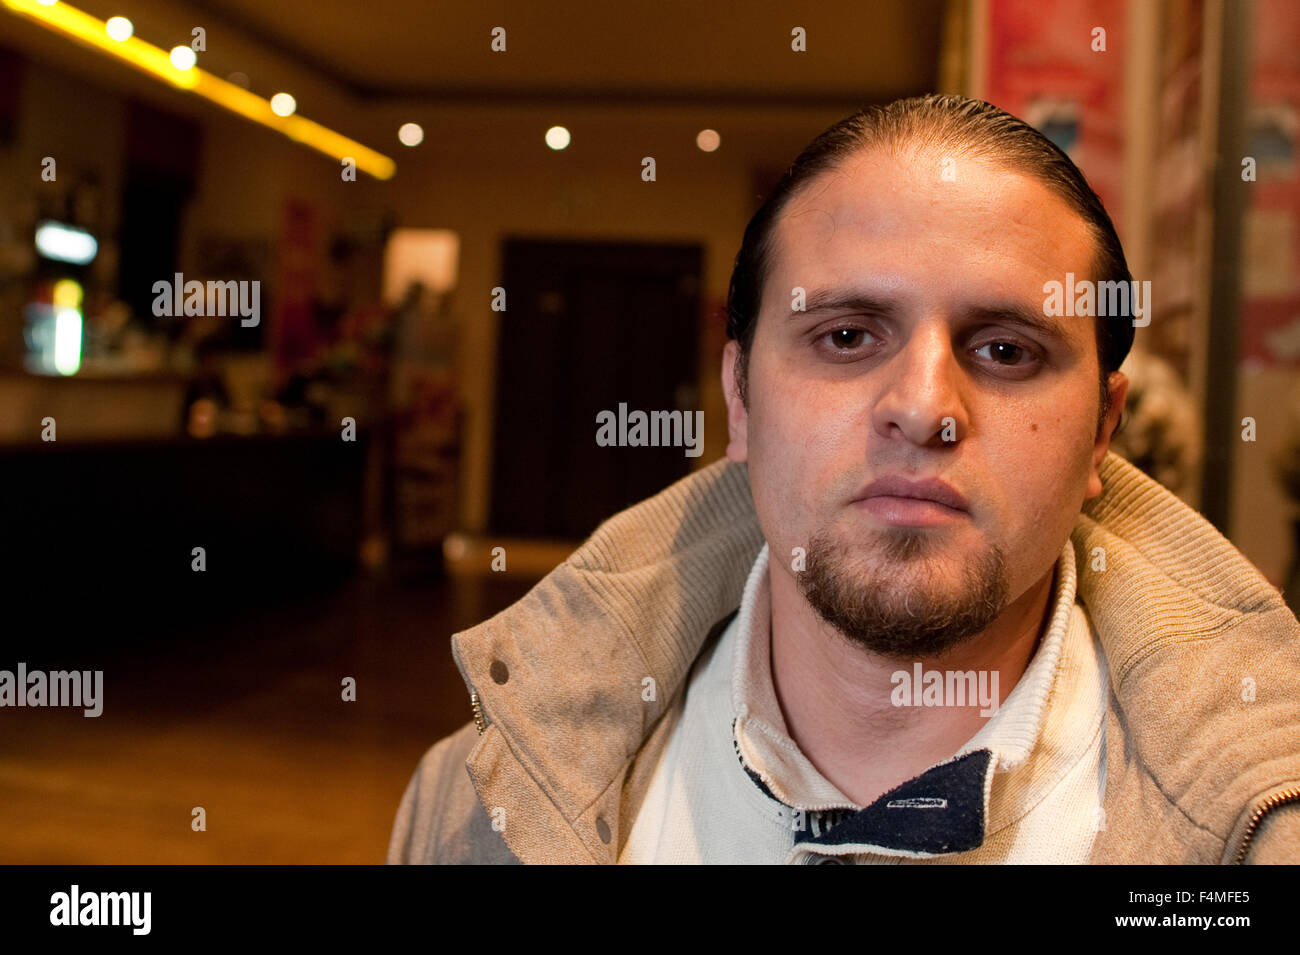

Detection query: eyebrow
xmin=789 ymin=287 xmax=1075 ymax=345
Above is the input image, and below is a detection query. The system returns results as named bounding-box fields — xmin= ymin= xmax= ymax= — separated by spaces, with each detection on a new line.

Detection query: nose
xmin=871 ymin=322 xmax=969 ymax=447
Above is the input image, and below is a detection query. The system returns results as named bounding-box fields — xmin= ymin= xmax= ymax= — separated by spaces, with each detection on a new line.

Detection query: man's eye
xmin=975 ymin=340 xmax=1035 ymax=365
xmin=825 ymin=327 xmax=872 ymax=350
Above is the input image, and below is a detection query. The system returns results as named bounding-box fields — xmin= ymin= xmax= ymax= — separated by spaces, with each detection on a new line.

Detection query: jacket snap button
xmin=489 ymin=660 xmax=509 ymax=684
xmin=596 ymin=816 xmax=612 ymax=844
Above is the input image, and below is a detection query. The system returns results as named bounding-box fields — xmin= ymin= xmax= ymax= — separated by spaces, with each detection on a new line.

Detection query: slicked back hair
xmin=724 ymin=93 xmax=1134 ymax=439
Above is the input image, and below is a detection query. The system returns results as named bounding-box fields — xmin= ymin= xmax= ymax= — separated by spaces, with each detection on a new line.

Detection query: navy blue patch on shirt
xmin=731 ymin=717 xmax=991 ymax=855
xmin=804 ymin=749 xmax=992 ymax=854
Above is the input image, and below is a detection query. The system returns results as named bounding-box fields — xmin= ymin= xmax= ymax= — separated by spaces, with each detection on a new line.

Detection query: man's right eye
xmin=808 ymin=321 xmax=885 ymax=362
xmin=821 ymin=327 xmax=876 ymax=352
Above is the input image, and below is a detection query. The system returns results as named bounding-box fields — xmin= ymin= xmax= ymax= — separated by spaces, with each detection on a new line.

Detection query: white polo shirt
xmin=619 ymin=539 xmax=1109 ymax=864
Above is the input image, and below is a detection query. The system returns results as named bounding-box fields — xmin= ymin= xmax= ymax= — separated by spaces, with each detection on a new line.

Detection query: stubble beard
xmin=797 ymin=521 xmax=1010 ymax=660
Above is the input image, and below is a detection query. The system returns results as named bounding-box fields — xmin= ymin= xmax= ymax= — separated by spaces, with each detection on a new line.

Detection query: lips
xmin=853 ymin=475 xmax=969 ymax=511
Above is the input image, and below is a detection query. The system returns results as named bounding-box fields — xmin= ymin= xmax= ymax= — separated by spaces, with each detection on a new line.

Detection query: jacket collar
xmin=451 ymin=451 xmax=1294 ymax=863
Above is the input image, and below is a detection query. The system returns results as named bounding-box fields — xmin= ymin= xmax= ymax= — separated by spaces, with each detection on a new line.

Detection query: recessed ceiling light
xmin=398 ymin=123 xmax=424 ymax=146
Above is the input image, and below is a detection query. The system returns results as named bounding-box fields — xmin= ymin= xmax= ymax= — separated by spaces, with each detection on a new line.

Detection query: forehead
xmin=765 ymin=146 xmax=1098 ymax=338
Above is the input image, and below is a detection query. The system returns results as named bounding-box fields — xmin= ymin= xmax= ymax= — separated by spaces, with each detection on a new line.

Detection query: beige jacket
xmin=387 ymin=451 xmax=1300 ymax=864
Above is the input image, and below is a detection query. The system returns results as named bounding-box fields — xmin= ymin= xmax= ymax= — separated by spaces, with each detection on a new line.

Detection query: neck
xmin=768 ymin=560 xmax=1057 ymax=808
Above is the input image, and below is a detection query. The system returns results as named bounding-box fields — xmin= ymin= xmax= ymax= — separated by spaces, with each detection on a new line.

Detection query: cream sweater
xmin=387 ymin=453 xmax=1300 ymax=865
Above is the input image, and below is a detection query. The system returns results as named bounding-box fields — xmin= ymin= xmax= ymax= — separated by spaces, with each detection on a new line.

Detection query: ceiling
xmin=173 ymin=0 xmax=945 ymax=103
xmin=0 ymin=0 xmax=948 ymax=169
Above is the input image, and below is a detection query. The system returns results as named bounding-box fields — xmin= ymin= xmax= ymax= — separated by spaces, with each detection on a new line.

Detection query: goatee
xmin=797 ymin=525 xmax=1009 ymax=659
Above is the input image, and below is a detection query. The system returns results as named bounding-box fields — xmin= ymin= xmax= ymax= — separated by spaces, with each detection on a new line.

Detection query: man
xmin=387 ymin=94 xmax=1300 ymax=864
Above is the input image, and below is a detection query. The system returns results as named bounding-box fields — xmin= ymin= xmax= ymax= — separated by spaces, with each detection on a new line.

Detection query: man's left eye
xmin=975 ymin=341 xmax=1034 ymax=365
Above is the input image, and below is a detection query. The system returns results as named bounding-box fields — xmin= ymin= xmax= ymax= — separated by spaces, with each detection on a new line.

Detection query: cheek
xmin=749 ymin=366 xmax=810 ymax=454
xmin=984 ymin=411 xmax=1093 ymax=535
xmin=750 ymin=384 xmax=861 ymax=491
xmin=746 ymin=389 xmax=857 ymax=548
xmin=746 ymin=406 xmax=813 ymax=521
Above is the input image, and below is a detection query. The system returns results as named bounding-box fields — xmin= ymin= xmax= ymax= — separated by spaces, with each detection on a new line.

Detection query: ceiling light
xmin=104 ymin=14 xmax=130 ymax=40
xmin=398 ymin=122 xmax=423 ymax=146
xmin=696 ymin=129 xmax=720 ymax=152
xmin=545 ymin=126 xmax=570 ymax=150
xmin=169 ymin=45 xmax=196 ymax=70
xmin=2 ymin=0 xmax=395 ymax=178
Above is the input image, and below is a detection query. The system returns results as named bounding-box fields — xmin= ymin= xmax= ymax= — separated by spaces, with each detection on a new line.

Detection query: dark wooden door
xmin=489 ymin=238 xmax=702 ymax=539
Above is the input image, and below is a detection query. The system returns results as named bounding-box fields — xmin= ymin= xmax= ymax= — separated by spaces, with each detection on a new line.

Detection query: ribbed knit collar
xmin=727 ymin=536 xmax=1104 ymax=858
xmin=732 ymin=538 xmax=1076 ymax=805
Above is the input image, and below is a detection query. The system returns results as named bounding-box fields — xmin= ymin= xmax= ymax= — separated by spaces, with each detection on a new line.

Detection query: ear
xmin=1085 ymin=370 xmax=1130 ymax=501
xmin=721 ymin=339 xmax=749 ymax=462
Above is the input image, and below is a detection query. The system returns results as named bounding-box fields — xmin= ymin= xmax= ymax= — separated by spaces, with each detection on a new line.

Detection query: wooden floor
xmin=0 ymin=569 xmax=534 ymax=863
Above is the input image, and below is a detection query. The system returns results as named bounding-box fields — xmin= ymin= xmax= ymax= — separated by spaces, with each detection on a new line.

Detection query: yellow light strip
xmin=2 ymin=0 xmax=396 ymax=179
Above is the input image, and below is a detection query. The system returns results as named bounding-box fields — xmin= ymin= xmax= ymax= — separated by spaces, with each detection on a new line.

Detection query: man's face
xmin=722 ymin=146 xmax=1128 ymax=659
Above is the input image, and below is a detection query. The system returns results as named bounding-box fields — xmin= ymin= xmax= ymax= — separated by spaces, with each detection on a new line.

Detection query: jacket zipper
xmin=1232 ymin=787 xmax=1300 ymax=864
xmin=470 ymin=690 xmax=487 ymax=735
